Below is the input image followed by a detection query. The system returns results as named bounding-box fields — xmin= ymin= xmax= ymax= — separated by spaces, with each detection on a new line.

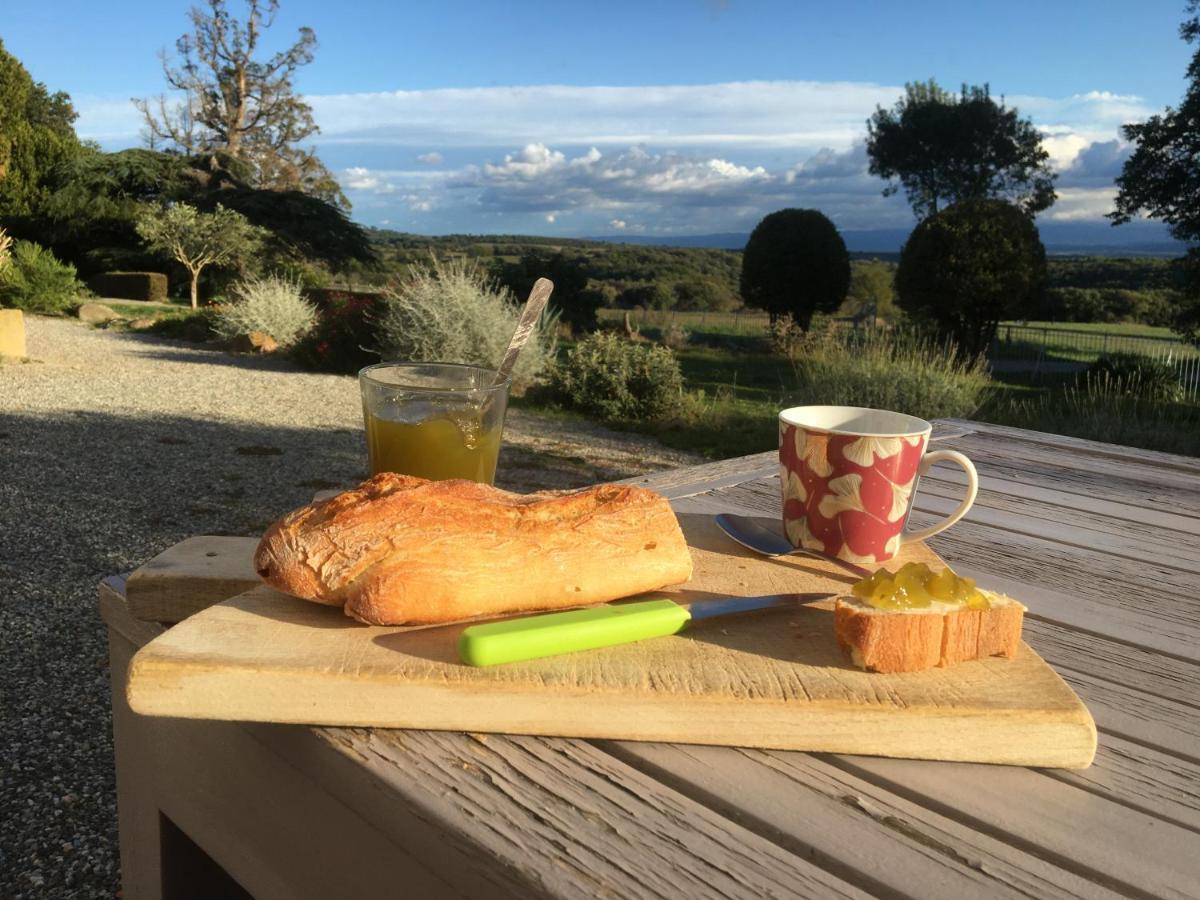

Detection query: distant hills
xmin=587 ymin=221 xmax=1187 ymax=257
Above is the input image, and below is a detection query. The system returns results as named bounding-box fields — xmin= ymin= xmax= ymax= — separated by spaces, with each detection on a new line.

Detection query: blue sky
xmin=3 ymin=1 xmax=1195 ymax=235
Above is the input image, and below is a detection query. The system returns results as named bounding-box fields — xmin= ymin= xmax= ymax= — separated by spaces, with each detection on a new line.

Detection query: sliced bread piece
xmin=834 ymin=590 xmax=1026 ymax=674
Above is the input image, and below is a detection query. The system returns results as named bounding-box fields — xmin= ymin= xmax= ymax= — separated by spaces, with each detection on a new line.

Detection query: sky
xmin=2 ymin=1 xmax=1195 ymax=236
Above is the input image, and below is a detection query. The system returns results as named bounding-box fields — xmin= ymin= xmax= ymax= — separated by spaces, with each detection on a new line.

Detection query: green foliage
xmin=374 ymin=257 xmax=552 ymax=390
xmin=137 ymin=202 xmax=265 ymax=307
xmin=985 ymin=375 xmax=1200 ymax=457
xmin=1112 ymin=6 xmax=1200 ymax=244
xmin=790 ymin=329 xmax=990 ymax=421
xmin=843 ymin=259 xmax=898 ymax=323
xmin=1042 ymin=286 xmax=1179 ymax=326
xmin=86 ymin=271 xmax=169 ymax=303
xmin=866 ymin=80 xmax=1056 ymax=218
xmin=291 ymin=291 xmax=384 ymax=373
xmin=740 ymin=209 xmax=850 ymax=328
xmin=0 ymin=226 xmax=11 ymax=277
xmin=550 ymin=332 xmax=686 ymax=422
xmin=212 ymin=274 xmax=317 ymax=347
xmin=142 ymin=309 xmax=219 ymax=342
xmin=671 ymin=277 xmax=739 ymax=312
xmin=0 ymin=38 xmax=81 ymax=218
xmin=0 ymin=240 xmax=82 ymax=314
xmin=659 ymin=322 xmax=690 ymax=350
xmin=896 ymin=198 xmax=1047 ymax=357
xmin=1082 ymin=353 xmax=1184 ymax=402
xmin=23 ymin=148 xmax=376 ymax=279
xmin=372 ymin=230 xmax=742 ymax=312
xmin=617 ymin=282 xmax=675 ymax=310
xmin=492 ymin=250 xmax=598 ymax=331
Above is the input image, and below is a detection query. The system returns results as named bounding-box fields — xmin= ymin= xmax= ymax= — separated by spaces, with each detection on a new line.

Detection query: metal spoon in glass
xmin=493 ymin=277 xmax=555 ymax=387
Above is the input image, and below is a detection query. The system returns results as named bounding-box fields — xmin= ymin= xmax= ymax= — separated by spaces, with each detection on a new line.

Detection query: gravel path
xmin=0 ymin=316 xmax=701 ymax=898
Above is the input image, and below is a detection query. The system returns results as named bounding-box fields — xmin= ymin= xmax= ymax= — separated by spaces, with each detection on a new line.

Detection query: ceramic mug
xmin=778 ymin=406 xmax=978 ymax=564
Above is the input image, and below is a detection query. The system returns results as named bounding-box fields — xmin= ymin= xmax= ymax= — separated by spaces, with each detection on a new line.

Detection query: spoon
xmin=715 ymin=513 xmax=803 ymax=557
xmin=715 ymin=513 xmax=873 ymax=574
xmin=493 ymin=277 xmax=554 ymax=387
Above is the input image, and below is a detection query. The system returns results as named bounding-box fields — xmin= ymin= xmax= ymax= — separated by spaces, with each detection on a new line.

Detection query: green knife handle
xmin=458 ymin=598 xmax=691 ymax=667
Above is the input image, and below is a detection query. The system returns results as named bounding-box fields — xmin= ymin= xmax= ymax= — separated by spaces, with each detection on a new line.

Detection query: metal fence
xmin=992 ymin=324 xmax=1200 ymax=401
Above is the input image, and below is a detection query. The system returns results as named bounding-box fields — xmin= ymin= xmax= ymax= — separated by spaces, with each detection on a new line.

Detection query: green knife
xmin=457 ymin=593 xmax=830 ymax=667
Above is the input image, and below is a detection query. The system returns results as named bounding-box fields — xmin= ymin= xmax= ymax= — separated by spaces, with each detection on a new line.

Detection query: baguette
xmin=834 ymin=591 xmax=1026 ymax=674
xmin=254 ymin=473 xmax=693 ymax=626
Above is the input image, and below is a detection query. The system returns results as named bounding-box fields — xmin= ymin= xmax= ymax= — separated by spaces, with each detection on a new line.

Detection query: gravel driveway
xmin=0 ymin=316 xmax=701 ymax=898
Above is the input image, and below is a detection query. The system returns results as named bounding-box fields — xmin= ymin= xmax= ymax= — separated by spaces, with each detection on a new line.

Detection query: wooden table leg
xmin=108 ymin=619 xmax=164 ymax=900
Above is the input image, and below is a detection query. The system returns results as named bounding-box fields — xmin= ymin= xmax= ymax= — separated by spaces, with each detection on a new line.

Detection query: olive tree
xmin=740 ymin=209 xmax=850 ymax=328
xmin=895 ymin=199 xmax=1045 ymax=358
xmin=136 ymin=202 xmax=264 ymax=308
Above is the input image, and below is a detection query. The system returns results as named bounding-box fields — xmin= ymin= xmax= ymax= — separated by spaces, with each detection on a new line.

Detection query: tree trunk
xmin=190 ymin=269 xmax=200 ymax=310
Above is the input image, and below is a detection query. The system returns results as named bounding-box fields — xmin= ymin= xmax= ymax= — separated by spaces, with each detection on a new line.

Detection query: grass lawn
xmin=525 ymin=333 xmax=1200 ymax=460
xmin=1001 ymin=320 xmax=1179 ymax=338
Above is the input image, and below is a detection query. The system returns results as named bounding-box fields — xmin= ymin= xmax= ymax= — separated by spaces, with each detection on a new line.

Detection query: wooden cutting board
xmin=125 ymin=510 xmax=1097 ymax=768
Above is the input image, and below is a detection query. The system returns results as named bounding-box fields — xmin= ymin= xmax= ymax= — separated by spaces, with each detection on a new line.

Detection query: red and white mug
xmin=778 ymin=406 xmax=978 ymax=564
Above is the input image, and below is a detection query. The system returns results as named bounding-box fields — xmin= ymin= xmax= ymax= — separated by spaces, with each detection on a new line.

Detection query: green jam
xmin=851 ymin=562 xmax=989 ymax=611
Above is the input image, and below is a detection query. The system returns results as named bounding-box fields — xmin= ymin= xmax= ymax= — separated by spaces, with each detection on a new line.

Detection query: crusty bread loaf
xmin=834 ymin=591 xmax=1025 ymax=674
xmin=254 ymin=473 xmax=693 ymax=626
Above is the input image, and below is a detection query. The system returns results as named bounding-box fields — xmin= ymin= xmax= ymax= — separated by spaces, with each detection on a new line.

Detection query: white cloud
xmin=609 ymin=218 xmax=627 ymax=229
xmin=71 ymin=79 xmax=1162 ymax=231
xmin=1044 ymin=187 xmax=1119 ymax=222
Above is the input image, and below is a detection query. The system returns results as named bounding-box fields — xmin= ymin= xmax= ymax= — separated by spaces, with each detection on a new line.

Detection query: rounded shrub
xmin=212 ymin=274 xmax=317 ymax=347
xmin=0 ymin=240 xmax=83 ymax=314
xmin=374 ymin=256 xmax=554 ymax=391
xmin=896 ymin=198 xmax=1046 ymax=358
xmin=551 ymin=332 xmax=686 ymax=422
xmin=741 ymin=209 xmax=850 ymax=328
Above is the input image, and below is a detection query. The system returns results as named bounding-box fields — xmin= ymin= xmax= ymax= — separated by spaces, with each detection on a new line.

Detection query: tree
xmin=866 ymin=81 xmax=1056 ymax=219
xmin=0 ymin=39 xmax=81 ymax=218
xmin=1111 ymin=2 xmax=1200 ymax=344
xmin=492 ymin=250 xmax=599 ymax=331
xmin=845 ymin=259 xmax=897 ymax=324
xmin=740 ymin=209 xmax=850 ymax=328
xmin=137 ymin=203 xmax=265 ymax=308
xmin=895 ymin=198 xmax=1046 ymax=357
xmin=134 ymin=0 xmax=345 ymax=208
xmin=28 ymin=148 xmax=375 ymax=276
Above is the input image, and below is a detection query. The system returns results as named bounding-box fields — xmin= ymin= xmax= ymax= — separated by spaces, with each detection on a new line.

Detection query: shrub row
xmin=86 ymin=271 xmax=169 ymax=303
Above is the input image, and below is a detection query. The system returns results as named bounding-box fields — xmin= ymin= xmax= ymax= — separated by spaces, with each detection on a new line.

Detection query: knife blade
xmin=457 ymin=593 xmax=831 ymax=667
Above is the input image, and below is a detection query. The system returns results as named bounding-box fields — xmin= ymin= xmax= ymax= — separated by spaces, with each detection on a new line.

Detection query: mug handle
xmin=901 ymin=449 xmax=978 ymax=545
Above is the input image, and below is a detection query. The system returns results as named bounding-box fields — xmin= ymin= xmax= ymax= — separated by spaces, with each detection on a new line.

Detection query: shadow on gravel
xmin=99 ymin=329 xmax=318 ymax=374
xmin=0 ymin=409 xmax=366 ymax=897
xmin=0 ymin=402 xmax=679 ymax=896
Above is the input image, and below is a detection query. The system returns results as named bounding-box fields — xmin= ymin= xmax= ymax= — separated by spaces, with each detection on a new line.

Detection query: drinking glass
xmin=358 ymin=362 xmax=510 ymax=484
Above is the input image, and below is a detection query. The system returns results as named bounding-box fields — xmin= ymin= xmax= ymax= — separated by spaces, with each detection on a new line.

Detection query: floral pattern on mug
xmin=780 ymin=424 xmax=928 ymax=563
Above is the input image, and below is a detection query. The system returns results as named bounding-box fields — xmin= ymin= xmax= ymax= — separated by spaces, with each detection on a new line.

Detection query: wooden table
xmin=101 ymin=419 xmax=1200 ymax=899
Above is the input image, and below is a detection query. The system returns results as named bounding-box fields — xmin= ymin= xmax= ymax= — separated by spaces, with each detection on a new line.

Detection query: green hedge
xmin=86 ymin=271 xmax=169 ymax=303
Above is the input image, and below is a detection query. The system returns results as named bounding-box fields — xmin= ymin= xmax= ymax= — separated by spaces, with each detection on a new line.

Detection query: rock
xmin=0 ymin=308 xmax=26 ymax=358
xmin=128 ymin=318 xmax=157 ymax=330
xmin=228 ymin=331 xmax=279 ymax=354
xmin=77 ymin=303 xmax=121 ymax=324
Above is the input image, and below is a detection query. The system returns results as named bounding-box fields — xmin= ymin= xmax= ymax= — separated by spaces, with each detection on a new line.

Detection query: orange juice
xmin=365 ymin=412 xmax=503 ymax=483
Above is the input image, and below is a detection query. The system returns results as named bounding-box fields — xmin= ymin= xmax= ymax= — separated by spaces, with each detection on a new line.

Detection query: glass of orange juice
xmin=358 ymin=362 xmax=510 ymax=484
